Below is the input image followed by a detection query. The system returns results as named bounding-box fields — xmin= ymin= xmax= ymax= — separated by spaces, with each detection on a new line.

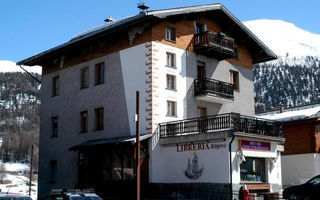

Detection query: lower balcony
xmin=194 ymin=78 xmax=234 ymax=103
xmin=159 ymin=113 xmax=282 ymax=138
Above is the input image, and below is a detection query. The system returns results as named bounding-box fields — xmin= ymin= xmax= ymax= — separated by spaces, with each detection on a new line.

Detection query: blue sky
xmin=1 ymin=0 xmax=319 ymax=62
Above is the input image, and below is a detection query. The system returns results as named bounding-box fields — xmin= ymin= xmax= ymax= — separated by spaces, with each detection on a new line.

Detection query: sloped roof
xmin=258 ymin=104 xmax=320 ymax=122
xmin=18 ymin=3 xmax=277 ymax=66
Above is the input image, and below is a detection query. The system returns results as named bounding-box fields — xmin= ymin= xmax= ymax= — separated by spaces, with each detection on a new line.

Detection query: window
xmin=80 ymin=111 xmax=88 ymax=133
xmin=95 ymin=107 xmax=104 ymax=130
xmin=167 ymin=101 xmax=176 ymax=116
xmin=49 ymin=160 xmax=57 ymax=183
xmin=230 ymin=70 xmax=239 ymax=90
xmin=52 ymin=76 xmax=59 ymax=96
xmin=81 ymin=67 xmax=89 ymax=89
xmin=165 ymin=27 xmax=176 ymax=42
xmin=166 ymin=75 xmax=176 ymax=90
xmin=51 ymin=117 xmax=58 ymax=138
xmin=166 ymin=52 xmax=176 ymax=68
xmin=95 ymin=62 xmax=105 ymax=85
xmin=240 ymin=157 xmax=266 ymax=182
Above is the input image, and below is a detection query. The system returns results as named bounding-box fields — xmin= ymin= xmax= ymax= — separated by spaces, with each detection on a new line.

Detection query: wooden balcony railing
xmin=159 ymin=113 xmax=282 ymax=138
xmin=194 ymin=78 xmax=234 ymax=100
xmin=194 ymin=31 xmax=235 ymax=59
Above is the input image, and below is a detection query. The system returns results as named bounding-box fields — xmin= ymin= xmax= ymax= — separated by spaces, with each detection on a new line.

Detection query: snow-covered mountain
xmin=244 ymin=19 xmax=320 ymax=58
xmin=0 ymin=60 xmax=41 ymax=74
xmin=245 ymin=20 xmax=320 ymax=112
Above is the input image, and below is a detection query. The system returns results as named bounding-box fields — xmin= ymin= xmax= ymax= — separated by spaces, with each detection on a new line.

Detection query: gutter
xmin=229 ymin=131 xmax=235 ymax=199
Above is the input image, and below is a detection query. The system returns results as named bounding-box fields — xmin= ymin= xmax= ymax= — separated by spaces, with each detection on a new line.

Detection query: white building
xmin=18 ymin=3 xmax=284 ymax=199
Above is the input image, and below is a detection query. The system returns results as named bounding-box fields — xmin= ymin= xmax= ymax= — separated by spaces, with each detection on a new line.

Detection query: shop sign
xmin=239 ymin=140 xmax=270 ymax=151
xmin=176 ymin=142 xmax=226 ymax=152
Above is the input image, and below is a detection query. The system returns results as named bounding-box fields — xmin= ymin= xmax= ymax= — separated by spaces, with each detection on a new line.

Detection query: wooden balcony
xmin=194 ymin=78 xmax=234 ymax=103
xmin=159 ymin=113 xmax=282 ymax=138
xmin=194 ymin=31 xmax=235 ymax=60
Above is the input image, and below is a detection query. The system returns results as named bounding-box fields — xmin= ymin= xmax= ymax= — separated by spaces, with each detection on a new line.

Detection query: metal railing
xmin=159 ymin=113 xmax=282 ymax=138
xmin=194 ymin=31 xmax=235 ymax=54
xmin=194 ymin=78 xmax=234 ymax=100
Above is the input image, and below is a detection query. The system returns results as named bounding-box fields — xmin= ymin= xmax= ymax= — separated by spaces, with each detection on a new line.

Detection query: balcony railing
xmin=194 ymin=31 xmax=235 ymax=60
xmin=194 ymin=78 xmax=234 ymax=100
xmin=159 ymin=113 xmax=282 ymax=138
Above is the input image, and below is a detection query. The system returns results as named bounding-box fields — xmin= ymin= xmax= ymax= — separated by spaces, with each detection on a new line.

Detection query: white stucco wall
xmin=282 ymin=153 xmax=320 ymax=186
xmin=120 ymin=43 xmax=149 ymax=135
xmin=149 ymin=140 xmax=230 ymax=183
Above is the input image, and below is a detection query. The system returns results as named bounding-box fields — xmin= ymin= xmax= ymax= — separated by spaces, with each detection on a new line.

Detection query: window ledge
xmin=165 ymin=65 xmax=177 ymax=69
xmin=93 ymin=129 xmax=103 ymax=132
xmin=166 ymin=88 xmax=177 ymax=92
xmin=166 ymin=114 xmax=178 ymax=118
xmin=80 ymin=87 xmax=89 ymax=90
xmin=165 ymin=39 xmax=177 ymax=43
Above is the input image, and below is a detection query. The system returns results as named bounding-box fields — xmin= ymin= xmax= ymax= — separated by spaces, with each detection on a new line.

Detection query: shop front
xmin=232 ymin=138 xmax=284 ymax=194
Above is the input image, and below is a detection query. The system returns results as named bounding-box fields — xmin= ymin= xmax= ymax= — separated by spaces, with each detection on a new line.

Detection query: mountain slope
xmin=244 ymin=19 xmax=320 ymax=112
xmin=244 ymin=19 xmax=320 ymax=58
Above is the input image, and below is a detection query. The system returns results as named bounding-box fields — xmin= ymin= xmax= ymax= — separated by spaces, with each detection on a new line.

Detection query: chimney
xmin=104 ymin=16 xmax=115 ymax=23
xmin=137 ymin=2 xmax=149 ymax=13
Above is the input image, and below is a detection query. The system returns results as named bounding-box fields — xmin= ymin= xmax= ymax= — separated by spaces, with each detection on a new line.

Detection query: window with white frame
xmin=166 ymin=52 xmax=175 ymax=68
xmin=167 ymin=101 xmax=176 ymax=116
xmin=166 ymin=74 xmax=176 ymax=90
xmin=165 ymin=27 xmax=176 ymax=42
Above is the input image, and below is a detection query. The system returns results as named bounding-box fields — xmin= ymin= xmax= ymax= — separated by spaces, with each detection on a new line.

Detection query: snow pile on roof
xmin=0 ymin=60 xmax=41 ymax=74
xmin=258 ymin=105 xmax=320 ymax=122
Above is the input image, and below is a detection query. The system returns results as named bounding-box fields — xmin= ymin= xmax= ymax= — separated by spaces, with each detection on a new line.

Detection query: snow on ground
xmin=4 ymin=162 xmax=29 ymax=172
xmin=0 ymin=162 xmax=37 ymax=200
xmin=0 ymin=60 xmax=41 ymax=74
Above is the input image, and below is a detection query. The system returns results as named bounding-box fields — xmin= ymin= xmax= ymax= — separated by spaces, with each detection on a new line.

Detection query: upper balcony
xmin=159 ymin=113 xmax=282 ymax=138
xmin=194 ymin=78 xmax=234 ymax=104
xmin=194 ymin=31 xmax=235 ymax=60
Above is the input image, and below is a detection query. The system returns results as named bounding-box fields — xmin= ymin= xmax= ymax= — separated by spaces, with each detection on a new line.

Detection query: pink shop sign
xmin=239 ymin=140 xmax=271 ymax=151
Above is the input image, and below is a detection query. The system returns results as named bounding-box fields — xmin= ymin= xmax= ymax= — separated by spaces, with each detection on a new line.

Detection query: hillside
xmin=0 ymin=61 xmax=40 ymax=165
xmin=244 ymin=19 xmax=320 ymax=112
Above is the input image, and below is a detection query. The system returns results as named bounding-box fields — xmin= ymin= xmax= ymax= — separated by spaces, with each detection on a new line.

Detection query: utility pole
xmin=135 ymin=91 xmax=140 ymax=200
xmin=29 ymin=145 xmax=34 ymax=196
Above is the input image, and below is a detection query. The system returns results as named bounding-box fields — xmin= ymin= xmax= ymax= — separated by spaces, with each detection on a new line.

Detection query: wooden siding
xmin=42 ymin=26 xmax=152 ymax=75
xmin=43 ymin=16 xmax=253 ymax=75
xmin=282 ymin=121 xmax=316 ymax=155
xmin=314 ymin=123 xmax=320 ymax=153
xmin=152 ymin=17 xmax=253 ymax=69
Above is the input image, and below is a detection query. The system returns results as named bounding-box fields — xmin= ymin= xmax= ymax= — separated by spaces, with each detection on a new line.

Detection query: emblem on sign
xmin=185 ymin=153 xmax=203 ymax=179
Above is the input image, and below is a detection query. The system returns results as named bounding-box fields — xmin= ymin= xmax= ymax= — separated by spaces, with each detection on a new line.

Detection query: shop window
xmin=166 ymin=74 xmax=176 ymax=90
xmin=95 ymin=62 xmax=105 ymax=85
xmin=49 ymin=160 xmax=57 ymax=183
xmin=165 ymin=27 xmax=176 ymax=42
xmin=230 ymin=70 xmax=239 ymax=90
xmin=240 ymin=157 xmax=266 ymax=182
xmin=95 ymin=107 xmax=104 ymax=130
xmin=166 ymin=52 xmax=176 ymax=68
xmin=51 ymin=117 xmax=58 ymax=138
xmin=80 ymin=111 xmax=88 ymax=133
xmin=81 ymin=67 xmax=89 ymax=89
xmin=167 ymin=101 xmax=176 ymax=117
xmin=52 ymin=76 xmax=59 ymax=96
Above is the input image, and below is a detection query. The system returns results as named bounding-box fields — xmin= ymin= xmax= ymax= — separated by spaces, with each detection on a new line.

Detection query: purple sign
xmin=240 ymin=140 xmax=271 ymax=151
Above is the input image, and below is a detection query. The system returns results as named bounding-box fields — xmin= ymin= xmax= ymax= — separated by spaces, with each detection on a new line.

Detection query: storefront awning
xmin=69 ymin=134 xmax=152 ymax=151
xmin=241 ymin=150 xmax=277 ymax=158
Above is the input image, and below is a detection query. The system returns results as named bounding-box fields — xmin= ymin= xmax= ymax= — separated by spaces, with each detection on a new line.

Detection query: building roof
xmin=257 ymin=103 xmax=320 ymax=122
xmin=18 ymin=3 xmax=277 ymax=66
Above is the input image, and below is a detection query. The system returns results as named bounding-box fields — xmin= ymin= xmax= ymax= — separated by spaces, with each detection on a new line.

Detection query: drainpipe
xmin=229 ymin=131 xmax=235 ymax=200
